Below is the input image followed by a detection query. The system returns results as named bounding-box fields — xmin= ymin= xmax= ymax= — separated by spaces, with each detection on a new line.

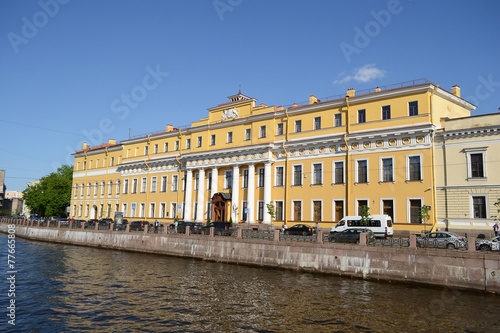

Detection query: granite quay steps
xmin=1 ymin=218 xmax=499 ymax=293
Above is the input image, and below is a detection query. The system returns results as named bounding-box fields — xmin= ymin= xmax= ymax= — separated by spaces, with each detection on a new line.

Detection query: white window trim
xmin=131 ymin=202 xmax=137 ymax=218
xmin=354 ymin=158 xmax=369 ymax=184
xmin=470 ymin=194 xmax=489 ymax=219
xmin=332 ymin=199 xmax=345 ymax=222
xmin=295 ymin=120 xmax=301 ymax=133
xmin=171 ymin=175 xmax=178 ymax=192
xmin=149 ymin=202 xmax=156 ymax=218
xmin=245 ymin=128 xmax=251 ymax=141
xmin=311 ymin=162 xmax=323 ymax=186
xmin=108 ymin=181 xmax=113 ymax=196
xmin=314 ymin=116 xmax=321 ymax=130
xmin=274 ymin=200 xmax=284 ymax=221
xmin=161 ymin=175 xmax=168 ymax=192
xmin=241 ymin=169 xmax=248 ymax=189
xmin=355 ymin=198 xmax=370 ymax=215
xmin=291 ymin=199 xmax=303 ymax=221
xmin=140 ymin=202 xmax=146 ymax=218
xmin=194 ymin=172 xmax=199 ymax=191
xmin=380 ymin=198 xmax=396 ymax=222
xmin=170 ymin=202 xmax=178 ymax=219
xmin=260 ymin=125 xmax=266 ymax=138
xmin=160 ymin=202 xmax=167 ymax=218
xmin=141 ymin=177 xmax=147 ymax=193
xmin=94 ymin=182 xmax=98 ymax=196
xmin=464 ymin=147 xmax=487 ymax=181
xmin=379 ymin=156 xmax=395 ymax=184
xmin=332 ymin=160 xmax=345 ymax=185
xmin=257 ymin=167 xmax=265 ymax=188
xmin=227 ymin=132 xmax=232 ymax=143
xmin=207 ymin=172 xmax=212 ymax=190
xmin=311 ymin=199 xmax=323 ymax=221
xmin=407 ymin=197 xmax=424 ymax=224
xmin=274 ymin=166 xmax=284 ymax=187
xmin=292 ymin=163 xmax=303 ymax=187
xmin=122 ymin=203 xmax=128 ymax=217
xmin=406 ymin=153 xmax=423 ymax=183
xmin=80 ymin=183 xmax=84 ymax=196
xmin=241 ymin=200 xmax=248 ymax=221
xmin=224 ymin=170 xmax=232 ymax=189
xmin=151 ymin=176 xmax=157 ymax=193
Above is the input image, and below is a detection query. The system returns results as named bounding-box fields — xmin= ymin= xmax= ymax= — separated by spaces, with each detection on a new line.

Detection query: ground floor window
xmin=382 ymin=199 xmax=394 ymax=221
xmin=293 ymin=201 xmax=302 ymax=221
xmin=313 ymin=200 xmax=322 ymax=221
xmin=275 ymin=201 xmax=283 ymax=221
xmin=409 ymin=199 xmax=422 ymax=223
xmin=472 ymin=196 xmax=487 ymax=218
xmin=258 ymin=201 xmax=264 ymax=220
xmin=357 ymin=200 xmax=368 ymax=216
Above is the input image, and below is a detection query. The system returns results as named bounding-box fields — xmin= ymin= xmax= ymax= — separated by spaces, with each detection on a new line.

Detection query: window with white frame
xmin=471 ymin=195 xmax=487 ymax=218
xmin=260 ymin=126 xmax=266 ymax=138
xmin=186 ymin=138 xmax=191 ymax=150
xmin=74 ymin=184 xmax=78 ymax=197
xmin=356 ymin=159 xmax=368 ymax=183
xmin=227 ymin=132 xmax=233 ymax=143
xmin=171 ymin=175 xmax=178 ymax=192
xmin=101 ymin=181 xmax=105 ymax=196
xmin=161 ymin=176 xmax=167 ymax=192
xmin=87 ymin=183 xmax=91 ymax=197
xmin=110 ymin=157 xmax=114 ymax=166
xmin=144 ymin=145 xmax=149 ymax=156
xmin=164 ymin=142 xmax=168 ymax=152
xmin=174 ymin=140 xmax=179 ymax=151
xmin=124 ymin=179 xmax=129 ymax=194
xmin=116 ymin=180 xmax=120 ymax=195
xmin=141 ymin=177 xmax=147 ymax=193
xmin=407 ymin=154 xmax=422 ymax=182
xmin=275 ymin=201 xmax=283 ymax=221
xmin=245 ymin=128 xmax=251 ymax=141
xmin=150 ymin=203 xmax=156 ymax=218
xmin=195 ymin=173 xmax=199 ymax=191
xmin=295 ymin=120 xmax=301 ymax=133
xmin=293 ymin=165 xmax=302 ymax=186
xmin=94 ymin=182 xmax=98 ymax=196
xmin=258 ymin=201 xmax=264 ymax=220
xmin=210 ymin=134 xmax=215 ymax=146
xmin=160 ymin=203 xmax=166 ymax=218
xmin=409 ymin=199 xmax=422 ymax=223
xmin=132 ymin=178 xmax=138 ymax=194
xmin=140 ymin=203 xmax=145 ymax=218
xmin=275 ymin=166 xmax=284 ymax=187
xmin=334 ymin=161 xmax=344 ymax=184
xmin=380 ymin=157 xmax=394 ymax=182
xmin=154 ymin=144 xmax=158 ymax=154
xmin=197 ymin=136 xmax=202 ymax=147
xmin=243 ymin=169 xmax=248 ymax=188
xmin=277 ymin=123 xmax=284 ymax=136
xmin=122 ymin=203 xmax=128 ymax=217
xmin=314 ymin=117 xmax=321 ymax=130
xmin=258 ymin=167 xmax=264 ymax=187
xmin=207 ymin=172 xmax=212 ymax=190
xmin=151 ymin=176 xmax=157 ymax=193
xmin=108 ymin=181 xmax=113 ymax=195
xmin=312 ymin=200 xmax=322 ymax=221
xmin=225 ymin=170 xmax=232 ymax=189
xmin=465 ymin=147 xmax=487 ymax=180
xmin=312 ymin=163 xmax=322 ymax=185
xmin=80 ymin=183 xmax=84 ymax=197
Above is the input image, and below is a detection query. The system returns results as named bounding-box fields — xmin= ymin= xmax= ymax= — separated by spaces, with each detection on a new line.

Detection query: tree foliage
xmin=23 ymin=165 xmax=73 ymax=217
xmin=360 ymin=205 xmax=372 ymax=226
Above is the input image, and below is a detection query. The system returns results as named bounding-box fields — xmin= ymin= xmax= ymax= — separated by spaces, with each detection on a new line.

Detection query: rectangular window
xmin=225 ymin=170 xmax=232 ymax=189
xmin=358 ymin=109 xmax=366 ymax=123
xmin=116 ymin=181 xmax=120 ymax=195
xmin=260 ymin=126 xmax=266 ymax=138
xmin=409 ymin=101 xmax=418 ymax=116
xmin=210 ymin=134 xmax=215 ymax=146
xmin=357 ymin=160 xmax=368 ymax=183
xmin=122 ymin=203 xmax=127 ymax=217
xmin=171 ymin=203 xmax=177 ymax=219
xmin=141 ymin=177 xmax=147 ymax=193
xmin=245 ymin=129 xmax=251 ymax=141
xmin=151 ymin=176 xmax=157 ymax=193
xmin=382 ymin=158 xmax=393 ymax=182
xmin=275 ymin=201 xmax=283 ymax=221
xmin=195 ymin=173 xmax=199 ymax=191
xmin=94 ymin=182 xmax=98 ymax=196
xmin=171 ymin=175 xmax=178 ymax=192
xmin=293 ymin=165 xmax=302 ymax=186
xmin=132 ymin=179 xmax=138 ymax=194
xmin=258 ymin=201 xmax=264 ymax=221
xmin=227 ymin=132 xmax=233 ymax=143
xmin=295 ymin=120 xmax=302 ymax=133
xmin=164 ymin=142 xmax=168 ymax=152
xmin=357 ymin=200 xmax=368 ymax=216
xmin=470 ymin=153 xmax=484 ymax=178
xmin=383 ymin=199 xmax=394 ymax=222
xmin=409 ymin=156 xmax=421 ymax=181
xmin=314 ymin=117 xmax=321 ymax=130
xmin=110 ymin=157 xmax=114 ymax=166
xmin=382 ymin=105 xmax=391 ymax=120
xmin=197 ymin=136 xmax=202 ymax=147
xmin=243 ymin=169 xmax=248 ymax=188
xmin=144 ymin=146 xmax=149 ymax=155
xmin=140 ymin=203 xmax=145 ymax=218
xmin=313 ymin=201 xmax=322 ymax=221
xmin=334 ymin=114 xmax=342 ymax=127
xmin=410 ymin=199 xmax=422 ymax=223
xmin=174 ymin=141 xmax=179 ymax=151
xmin=186 ymin=138 xmax=191 ymax=149
xmin=276 ymin=166 xmax=284 ymax=187
xmin=207 ymin=172 xmax=212 ymax=190
xmin=101 ymin=182 xmax=105 ymax=196
xmin=74 ymin=185 xmax=78 ymax=197
xmin=242 ymin=201 xmax=248 ymax=221
xmin=150 ymin=203 xmax=155 ymax=218
xmin=334 ymin=161 xmax=344 ymax=184
xmin=313 ymin=163 xmax=322 ymax=185
xmin=161 ymin=176 xmax=167 ymax=192
xmin=124 ymin=179 xmax=129 ymax=194
xmin=258 ymin=168 xmax=264 ymax=187
xmin=160 ymin=203 xmax=166 ymax=218
xmin=473 ymin=196 xmax=487 ymax=218
xmin=293 ymin=201 xmax=302 ymax=221
xmin=277 ymin=123 xmax=284 ymax=136
xmin=154 ymin=144 xmax=158 ymax=154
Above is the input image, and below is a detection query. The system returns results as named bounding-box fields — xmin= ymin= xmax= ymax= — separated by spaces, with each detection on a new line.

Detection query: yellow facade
xmin=70 ymin=80 xmax=475 ymax=233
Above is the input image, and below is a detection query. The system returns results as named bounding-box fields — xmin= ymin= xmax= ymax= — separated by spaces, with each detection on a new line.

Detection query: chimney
xmin=166 ymin=124 xmax=173 ymax=132
xmin=276 ymin=105 xmax=284 ymax=111
xmin=260 ymin=103 xmax=267 ymax=107
xmin=346 ymin=88 xmax=355 ymax=97
xmin=375 ymin=87 xmax=381 ymax=92
xmin=83 ymin=142 xmax=89 ymax=149
xmin=309 ymin=95 xmax=318 ymax=104
xmin=108 ymin=139 xmax=116 ymax=145
xmin=452 ymin=85 xmax=461 ymax=98
xmin=292 ymin=103 xmax=297 ymax=107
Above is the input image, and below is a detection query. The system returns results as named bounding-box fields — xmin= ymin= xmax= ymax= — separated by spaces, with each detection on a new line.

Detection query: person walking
xmin=316 ymin=222 xmax=320 ymax=234
xmin=494 ymin=222 xmax=499 ymax=237
xmin=154 ymin=220 xmax=159 ymax=233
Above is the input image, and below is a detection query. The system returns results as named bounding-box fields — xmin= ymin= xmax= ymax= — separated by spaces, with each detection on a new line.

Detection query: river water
xmin=1 ymin=233 xmax=499 ymax=333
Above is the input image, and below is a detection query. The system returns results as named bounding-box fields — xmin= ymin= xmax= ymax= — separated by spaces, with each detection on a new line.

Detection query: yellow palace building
xmin=70 ymin=79 xmax=476 ymax=233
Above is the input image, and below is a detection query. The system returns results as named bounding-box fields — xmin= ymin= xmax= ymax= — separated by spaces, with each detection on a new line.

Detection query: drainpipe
xmin=175 ymin=129 xmax=182 ymax=220
xmin=429 ymin=85 xmax=439 ymax=231
xmin=283 ymin=108 xmax=290 ymax=224
xmin=344 ymin=96 xmax=351 ymax=216
xmin=144 ymin=136 xmax=151 ymax=220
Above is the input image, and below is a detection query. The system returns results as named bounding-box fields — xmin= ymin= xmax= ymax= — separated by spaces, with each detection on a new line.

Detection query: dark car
xmin=58 ymin=218 xmax=70 ymax=226
xmin=284 ymin=224 xmax=313 ymax=236
xmin=417 ymin=232 xmax=467 ymax=250
xmin=129 ymin=220 xmax=150 ymax=231
xmin=87 ymin=219 xmax=98 ymax=226
xmin=328 ymin=228 xmax=375 ymax=244
xmin=98 ymin=218 xmax=113 ymax=225
xmin=177 ymin=221 xmax=203 ymax=234
xmin=201 ymin=222 xmax=233 ymax=236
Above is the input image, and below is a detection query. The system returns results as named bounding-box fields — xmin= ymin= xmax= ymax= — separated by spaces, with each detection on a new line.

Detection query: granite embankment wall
xmin=2 ymin=223 xmax=500 ymax=293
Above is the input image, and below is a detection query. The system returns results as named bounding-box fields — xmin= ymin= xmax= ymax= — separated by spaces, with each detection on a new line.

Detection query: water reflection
xmin=1 ymin=234 xmax=499 ymax=332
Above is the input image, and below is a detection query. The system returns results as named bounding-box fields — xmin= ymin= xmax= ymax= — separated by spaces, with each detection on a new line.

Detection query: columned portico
xmin=195 ymin=168 xmax=205 ymax=222
xmin=184 ymin=169 xmax=193 ymax=221
xmin=247 ymin=163 xmax=255 ymax=223
xmin=231 ymin=165 xmax=239 ymax=222
xmin=262 ymin=161 xmax=272 ymax=224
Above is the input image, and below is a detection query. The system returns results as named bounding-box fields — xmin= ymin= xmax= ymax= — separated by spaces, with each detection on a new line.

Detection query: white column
xmin=231 ymin=165 xmax=239 ymax=222
xmin=247 ymin=163 xmax=255 ymax=224
xmin=262 ymin=161 xmax=272 ymax=224
xmin=211 ymin=167 xmax=218 ymax=197
xmin=196 ymin=168 xmax=205 ymax=222
xmin=184 ymin=169 xmax=193 ymax=221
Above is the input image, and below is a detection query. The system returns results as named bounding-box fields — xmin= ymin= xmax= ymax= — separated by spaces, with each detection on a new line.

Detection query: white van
xmin=330 ymin=215 xmax=394 ymax=238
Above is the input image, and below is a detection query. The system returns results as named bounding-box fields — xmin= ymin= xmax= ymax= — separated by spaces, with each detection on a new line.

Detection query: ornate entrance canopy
xmin=211 ymin=192 xmax=231 ymax=222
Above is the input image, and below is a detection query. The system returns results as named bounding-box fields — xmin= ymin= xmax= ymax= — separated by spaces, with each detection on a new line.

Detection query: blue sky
xmin=1 ymin=0 xmax=499 ymax=192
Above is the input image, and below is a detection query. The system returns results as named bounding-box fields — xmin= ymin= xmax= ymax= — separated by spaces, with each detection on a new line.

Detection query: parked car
xmin=328 ymin=228 xmax=375 ymax=244
xmin=98 ymin=218 xmax=113 ymax=225
xmin=476 ymin=236 xmax=500 ymax=251
xmin=129 ymin=220 xmax=150 ymax=231
xmin=416 ymin=232 xmax=467 ymax=250
xmin=330 ymin=215 xmax=394 ymax=238
xmin=58 ymin=218 xmax=70 ymax=226
xmin=177 ymin=221 xmax=203 ymax=234
xmin=201 ymin=222 xmax=233 ymax=236
xmin=284 ymin=224 xmax=313 ymax=236
xmin=86 ymin=219 xmax=98 ymax=226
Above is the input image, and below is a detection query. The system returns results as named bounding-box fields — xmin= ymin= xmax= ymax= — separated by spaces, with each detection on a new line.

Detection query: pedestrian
xmin=282 ymin=222 xmax=288 ymax=232
xmin=316 ymin=222 xmax=320 ymax=234
xmin=154 ymin=219 xmax=159 ymax=233
xmin=494 ymin=222 xmax=499 ymax=237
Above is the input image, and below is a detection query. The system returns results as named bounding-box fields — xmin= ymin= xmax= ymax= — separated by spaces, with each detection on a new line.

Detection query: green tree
xmin=360 ymin=205 xmax=372 ymax=226
xmin=266 ymin=203 xmax=276 ymax=220
xmin=419 ymin=205 xmax=431 ymax=233
xmin=23 ymin=165 xmax=73 ymax=217
xmin=492 ymin=198 xmax=500 ymax=221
